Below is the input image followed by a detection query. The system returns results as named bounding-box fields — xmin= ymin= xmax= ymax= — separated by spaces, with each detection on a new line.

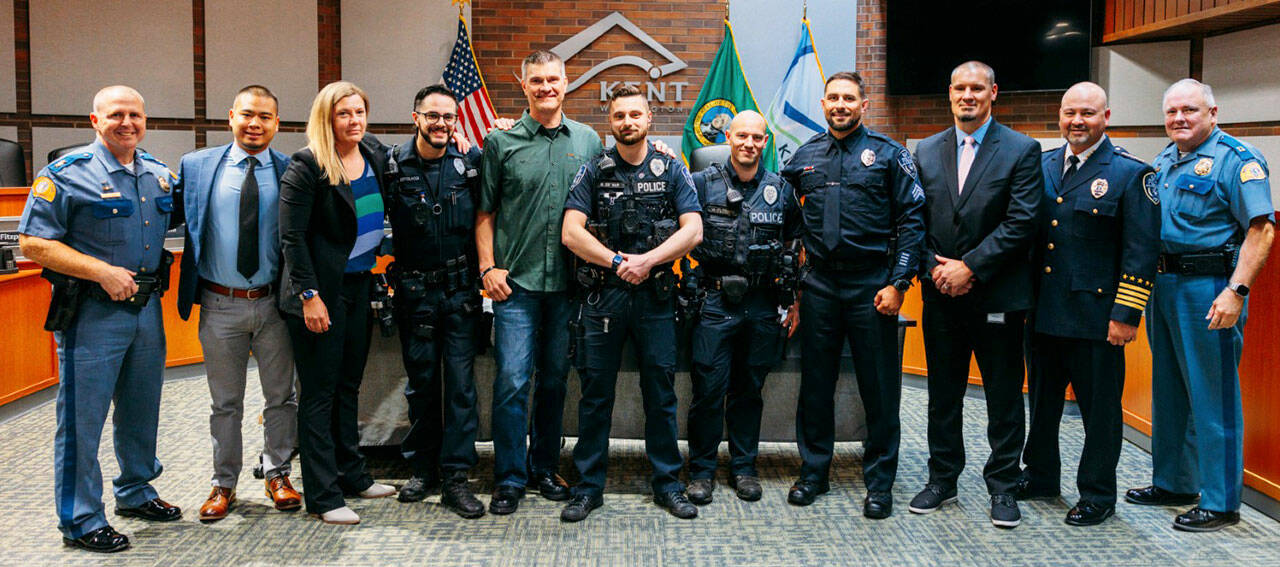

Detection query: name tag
xmin=635 ymin=180 xmax=667 ymax=193
xmin=986 ymin=312 xmax=1005 ymax=324
xmin=705 ymin=205 xmax=735 ymax=217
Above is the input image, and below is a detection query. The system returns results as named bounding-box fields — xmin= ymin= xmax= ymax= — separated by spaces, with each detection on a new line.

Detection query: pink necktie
xmin=957 ymin=136 xmax=976 ymax=195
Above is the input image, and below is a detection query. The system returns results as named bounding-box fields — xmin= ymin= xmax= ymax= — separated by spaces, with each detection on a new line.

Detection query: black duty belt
xmin=704 ymin=274 xmax=774 ymax=290
xmin=812 ymin=256 xmax=884 ymax=273
xmin=1156 ymin=249 xmax=1235 ymax=276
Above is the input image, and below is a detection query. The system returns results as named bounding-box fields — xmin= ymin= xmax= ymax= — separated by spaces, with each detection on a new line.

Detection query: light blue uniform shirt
xmin=202 ymin=144 xmax=280 ymax=287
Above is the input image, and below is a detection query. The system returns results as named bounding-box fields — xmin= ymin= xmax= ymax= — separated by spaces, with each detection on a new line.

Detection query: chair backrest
xmin=47 ymin=143 xmax=92 ymax=165
xmin=0 ymin=139 xmax=26 ymax=187
xmin=689 ymin=144 xmax=730 ymax=173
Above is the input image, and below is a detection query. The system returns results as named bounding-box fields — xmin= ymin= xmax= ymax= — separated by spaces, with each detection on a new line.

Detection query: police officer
xmin=781 ymin=71 xmax=925 ymax=519
xmin=1126 ymin=79 xmax=1275 ymax=532
xmin=18 ymin=86 xmax=182 ymax=553
xmin=383 ymin=85 xmax=484 ymax=518
xmin=684 ymin=110 xmax=801 ymax=505
xmin=560 ymin=84 xmax=703 ymax=522
xmin=1017 ymin=82 xmax=1159 ymax=526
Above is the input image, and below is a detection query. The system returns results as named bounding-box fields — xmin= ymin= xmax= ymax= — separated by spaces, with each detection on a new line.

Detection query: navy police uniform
xmin=563 ymin=144 xmax=700 ymax=498
xmin=1147 ymin=128 xmax=1274 ymax=513
xmin=1021 ymin=136 xmax=1159 ymax=507
xmin=19 ymin=141 xmax=177 ymax=539
xmin=383 ymin=138 xmax=482 ymax=481
xmin=685 ymin=159 xmax=800 ymax=482
xmin=780 ymin=125 xmax=926 ymax=494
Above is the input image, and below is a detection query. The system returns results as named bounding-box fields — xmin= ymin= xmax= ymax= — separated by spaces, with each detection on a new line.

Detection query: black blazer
xmin=277 ymin=138 xmax=388 ymax=317
xmin=914 ymin=119 xmax=1044 ymax=312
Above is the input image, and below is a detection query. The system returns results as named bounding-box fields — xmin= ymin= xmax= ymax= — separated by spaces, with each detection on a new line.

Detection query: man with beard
xmin=559 ymin=84 xmax=703 ymax=522
xmin=684 ymin=110 xmax=801 ymax=505
xmin=909 ymin=61 xmax=1043 ymax=528
xmin=779 ymin=72 xmax=925 ymax=518
xmin=383 ymin=85 xmax=485 ymax=518
xmin=1017 ymin=82 xmax=1159 ymax=526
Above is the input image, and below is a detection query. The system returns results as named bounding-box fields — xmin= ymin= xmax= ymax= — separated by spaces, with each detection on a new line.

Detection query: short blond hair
xmin=306 ymin=81 xmax=370 ymax=186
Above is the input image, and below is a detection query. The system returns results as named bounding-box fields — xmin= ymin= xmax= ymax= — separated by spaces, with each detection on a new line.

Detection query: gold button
xmin=1092 ymin=208 xmax=1098 ymax=214
xmin=140 ymin=267 xmax=147 ymax=272
xmin=1044 ymin=266 xmax=1052 ymax=273
xmin=1097 ymin=288 xmax=1103 ymax=293
xmin=1047 ymin=243 xmax=1055 ymax=250
xmin=112 ymin=208 xmax=118 ymax=214
xmin=145 ymin=244 xmax=150 ymax=250
xmin=1189 ymin=184 xmax=1195 ymax=189
xmin=1056 ymin=197 xmax=1063 ymax=204
xmin=140 ymin=197 xmax=146 ymax=202
xmin=144 ymin=220 xmax=150 ymax=226
xmin=1051 ymin=219 xmax=1059 ymax=227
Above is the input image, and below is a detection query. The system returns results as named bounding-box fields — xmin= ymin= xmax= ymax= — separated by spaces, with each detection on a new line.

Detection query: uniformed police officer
xmin=1017 ymin=82 xmax=1160 ymax=526
xmin=1126 ymin=78 xmax=1275 ymax=532
xmin=560 ymin=84 xmax=703 ymax=522
xmin=19 ymin=86 xmax=182 ymax=553
xmin=780 ymin=71 xmax=926 ymax=519
xmin=384 ymin=85 xmax=485 ymax=519
xmin=684 ymin=110 xmax=801 ymax=505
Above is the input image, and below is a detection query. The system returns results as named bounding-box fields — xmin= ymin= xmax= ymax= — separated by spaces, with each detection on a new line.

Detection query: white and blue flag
xmin=764 ymin=19 xmax=827 ymax=167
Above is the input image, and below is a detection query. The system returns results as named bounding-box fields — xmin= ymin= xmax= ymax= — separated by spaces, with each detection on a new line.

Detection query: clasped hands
xmin=931 ymin=254 xmax=974 ymax=297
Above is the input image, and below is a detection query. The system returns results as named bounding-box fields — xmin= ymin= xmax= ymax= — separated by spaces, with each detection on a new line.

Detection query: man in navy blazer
xmin=907 ymin=61 xmax=1044 ymax=529
xmin=171 ymin=85 xmax=301 ymax=521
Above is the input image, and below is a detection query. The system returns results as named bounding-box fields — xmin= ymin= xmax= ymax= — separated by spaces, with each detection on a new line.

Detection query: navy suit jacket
xmin=914 ymin=119 xmax=1044 ymax=312
xmin=171 ymin=143 xmax=290 ymax=320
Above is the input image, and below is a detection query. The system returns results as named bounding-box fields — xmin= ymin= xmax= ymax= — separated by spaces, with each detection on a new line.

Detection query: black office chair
xmin=689 ymin=144 xmax=730 ymax=173
xmin=0 ymin=139 xmax=25 ymax=187
xmin=48 ymin=143 xmax=94 ymax=165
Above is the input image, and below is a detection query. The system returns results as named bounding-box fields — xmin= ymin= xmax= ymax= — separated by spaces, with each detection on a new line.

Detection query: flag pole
xmin=803 ymin=0 xmax=807 ymax=20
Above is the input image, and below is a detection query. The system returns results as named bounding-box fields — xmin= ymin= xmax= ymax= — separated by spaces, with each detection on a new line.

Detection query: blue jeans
xmin=491 ymin=282 xmax=571 ymax=487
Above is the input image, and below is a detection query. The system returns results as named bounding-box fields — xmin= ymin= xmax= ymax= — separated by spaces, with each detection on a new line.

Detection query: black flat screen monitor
xmin=887 ymin=0 xmax=1091 ymax=95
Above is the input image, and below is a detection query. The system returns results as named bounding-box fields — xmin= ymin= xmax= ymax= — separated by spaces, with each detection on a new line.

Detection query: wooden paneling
xmin=1104 ymin=0 xmax=1280 ymax=44
xmin=0 ymin=186 xmax=28 ymax=216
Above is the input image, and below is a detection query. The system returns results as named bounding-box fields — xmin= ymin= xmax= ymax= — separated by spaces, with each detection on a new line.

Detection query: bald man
xmin=683 ymin=111 xmax=801 ymax=505
xmin=779 ymin=72 xmax=926 ymax=517
xmin=1017 ymin=82 xmax=1159 ymax=526
xmin=19 ymin=86 xmax=183 ymax=552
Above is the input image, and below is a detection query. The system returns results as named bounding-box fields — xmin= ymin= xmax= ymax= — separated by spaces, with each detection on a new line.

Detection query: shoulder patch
xmin=1143 ymin=171 xmax=1159 ymax=205
xmin=47 ymin=152 xmax=93 ymax=173
xmin=31 ymin=176 xmax=56 ymax=202
xmin=898 ymin=149 xmax=917 ymax=178
xmin=1241 ymin=161 xmax=1267 ymax=183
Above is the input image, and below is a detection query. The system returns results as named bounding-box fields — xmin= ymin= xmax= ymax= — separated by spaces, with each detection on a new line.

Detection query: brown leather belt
xmin=202 ymin=280 xmax=273 ymax=299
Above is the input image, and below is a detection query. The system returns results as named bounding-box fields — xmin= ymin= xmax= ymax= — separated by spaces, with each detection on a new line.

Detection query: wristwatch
xmin=611 ymin=253 xmax=624 ymax=270
xmin=300 ymin=289 xmax=318 ymax=301
xmin=1228 ymin=282 xmax=1250 ymax=297
xmin=892 ymin=279 xmax=912 ymax=293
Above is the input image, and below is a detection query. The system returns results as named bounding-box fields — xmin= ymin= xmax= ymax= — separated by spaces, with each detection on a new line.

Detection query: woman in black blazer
xmin=279 ymin=81 xmax=395 ymax=524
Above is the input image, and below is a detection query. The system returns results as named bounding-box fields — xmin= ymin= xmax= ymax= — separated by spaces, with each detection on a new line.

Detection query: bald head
xmin=89 ymin=85 xmax=147 ymax=162
xmin=92 ymin=85 xmax=144 ymax=114
xmin=950 ymin=61 xmax=995 ymax=87
xmin=1062 ymin=81 xmax=1107 ymax=108
xmin=727 ymin=110 xmax=769 ymax=177
xmin=1058 ymin=81 xmax=1110 ymax=152
xmin=728 ymin=110 xmax=766 ymax=136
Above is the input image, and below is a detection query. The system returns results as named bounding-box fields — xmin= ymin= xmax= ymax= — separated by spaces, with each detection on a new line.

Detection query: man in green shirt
xmin=477 ymin=50 xmax=603 ymax=515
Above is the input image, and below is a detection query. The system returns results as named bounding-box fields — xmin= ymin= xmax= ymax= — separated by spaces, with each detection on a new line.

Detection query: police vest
xmin=693 ymin=163 xmax=786 ymax=278
xmin=591 ymin=152 xmax=679 ymax=254
xmin=384 ymin=147 xmax=478 ymax=270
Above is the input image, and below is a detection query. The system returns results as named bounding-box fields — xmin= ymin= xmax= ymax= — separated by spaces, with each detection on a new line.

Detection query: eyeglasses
xmin=415 ymin=111 xmax=458 ymax=124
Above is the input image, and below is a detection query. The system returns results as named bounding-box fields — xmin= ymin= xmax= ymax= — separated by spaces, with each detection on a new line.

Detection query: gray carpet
xmin=2 ymin=371 xmax=1278 ymax=567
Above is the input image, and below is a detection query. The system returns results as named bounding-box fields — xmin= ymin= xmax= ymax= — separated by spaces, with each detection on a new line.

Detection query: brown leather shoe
xmin=266 ymin=475 xmax=302 ymax=511
xmin=199 ymin=487 xmax=235 ymax=522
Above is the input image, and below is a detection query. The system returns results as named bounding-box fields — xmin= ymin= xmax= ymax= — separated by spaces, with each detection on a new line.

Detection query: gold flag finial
xmin=452 ymin=0 xmax=469 ymax=15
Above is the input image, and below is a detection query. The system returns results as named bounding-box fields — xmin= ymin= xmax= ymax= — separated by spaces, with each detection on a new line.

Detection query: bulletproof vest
xmin=694 ymin=163 xmax=786 ymax=279
xmin=384 ymin=147 xmax=478 ymax=269
xmin=591 ymin=152 xmax=679 ymax=254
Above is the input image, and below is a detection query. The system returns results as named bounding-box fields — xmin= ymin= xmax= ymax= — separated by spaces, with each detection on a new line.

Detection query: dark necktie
xmin=1062 ymin=154 xmax=1080 ymax=187
xmin=237 ymin=156 xmax=260 ymax=280
xmin=822 ymin=147 xmax=843 ymax=251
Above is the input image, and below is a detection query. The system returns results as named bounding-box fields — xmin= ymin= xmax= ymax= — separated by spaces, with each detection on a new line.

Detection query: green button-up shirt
xmin=479 ymin=111 xmax=603 ymax=292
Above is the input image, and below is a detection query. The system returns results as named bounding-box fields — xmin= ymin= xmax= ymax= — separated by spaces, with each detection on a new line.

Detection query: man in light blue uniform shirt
xmin=19 ymin=86 xmax=182 ymax=553
xmin=1125 ymin=78 xmax=1275 ymax=532
xmin=171 ymin=85 xmax=301 ymax=522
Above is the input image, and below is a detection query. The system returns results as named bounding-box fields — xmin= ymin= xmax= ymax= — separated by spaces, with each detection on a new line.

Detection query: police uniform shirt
xmin=563 ymin=144 xmax=701 ymax=251
xmin=1062 ymin=135 xmax=1106 ymax=176
xmin=21 ymin=140 xmax=177 ymax=275
xmin=385 ymin=135 xmax=482 ymax=269
xmin=690 ymin=159 xmax=801 ymax=271
xmin=1151 ymin=127 xmax=1274 ymax=255
xmin=780 ymin=125 xmax=926 ymax=282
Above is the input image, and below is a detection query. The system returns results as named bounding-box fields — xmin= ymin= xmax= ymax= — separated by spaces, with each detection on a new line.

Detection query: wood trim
xmin=1104 ymin=0 xmax=1280 ymax=43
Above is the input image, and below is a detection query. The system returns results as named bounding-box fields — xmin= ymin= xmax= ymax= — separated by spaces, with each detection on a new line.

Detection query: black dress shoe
xmin=654 ymin=491 xmax=698 ymax=519
xmin=1125 ymin=485 xmax=1199 ymax=506
xmin=489 ymin=485 xmax=525 ymax=515
xmin=115 ymin=498 xmax=182 ymax=522
xmin=908 ymin=483 xmax=957 ymax=514
xmin=63 ymin=525 xmax=130 ymax=553
xmin=1065 ymin=500 xmax=1115 ymax=526
xmin=441 ymin=474 xmax=485 ymax=519
xmin=731 ymin=475 xmax=762 ymax=502
xmin=527 ymin=471 xmax=571 ymax=501
xmin=863 ymin=491 xmax=893 ymax=519
xmin=560 ymin=493 xmax=603 ymax=522
xmin=1013 ymin=476 xmax=1060 ymax=501
xmin=787 ymin=479 xmax=829 ymax=506
xmin=687 ymin=478 xmax=714 ymax=505
xmin=1173 ymin=507 xmax=1240 ymax=532
xmin=397 ymin=475 xmax=441 ymax=503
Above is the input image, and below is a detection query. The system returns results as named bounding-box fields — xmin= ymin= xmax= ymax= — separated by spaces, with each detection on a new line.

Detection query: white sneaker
xmin=358 ymin=483 xmax=397 ymax=499
xmin=318 ymin=506 xmax=360 ymax=525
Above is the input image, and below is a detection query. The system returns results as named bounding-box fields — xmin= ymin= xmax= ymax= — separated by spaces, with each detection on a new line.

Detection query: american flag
xmin=443 ymin=14 xmax=497 ymax=148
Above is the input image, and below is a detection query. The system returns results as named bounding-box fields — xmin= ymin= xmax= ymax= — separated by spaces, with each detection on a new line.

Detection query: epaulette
xmin=1112 ymin=146 xmax=1150 ymax=166
xmin=47 ymin=152 xmax=93 ymax=173
xmin=1218 ymin=133 xmax=1257 ymax=160
xmin=865 ymin=129 xmax=900 ymax=147
xmin=137 ymin=151 xmax=168 ymax=168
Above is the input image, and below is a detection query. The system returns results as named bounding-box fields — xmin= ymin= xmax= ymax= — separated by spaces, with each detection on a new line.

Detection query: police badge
xmin=762 ymin=184 xmax=778 ymax=205
xmin=861 ymin=149 xmax=875 ymax=167
xmin=1090 ymin=178 xmax=1108 ymax=199
xmin=454 ymin=158 xmax=465 ymax=175
xmin=649 ymin=158 xmax=666 ymax=177
xmin=158 ymin=176 xmax=171 ymax=193
xmin=1194 ymin=157 xmax=1213 ymax=176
